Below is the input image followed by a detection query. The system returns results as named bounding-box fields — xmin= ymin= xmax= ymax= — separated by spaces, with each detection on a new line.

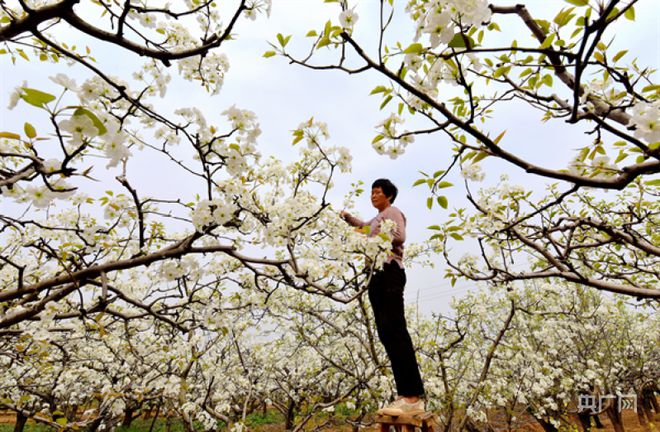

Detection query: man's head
xmin=371 ymin=178 xmax=398 ymax=210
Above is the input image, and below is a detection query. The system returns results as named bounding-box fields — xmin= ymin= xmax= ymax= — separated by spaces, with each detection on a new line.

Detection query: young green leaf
xmin=20 ymin=88 xmax=56 ymax=108
xmin=564 ymin=0 xmax=588 ymax=7
xmin=624 ymin=6 xmax=635 ymax=20
xmin=436 ymin=181 xmax=453 ymax=189
xmin=0 ymin=131 xmax=21 ymax=140
xmin=74 ymin=107 xmax=107 ymax=135
xmin=24 ymin=122 xmax=36 ymax=139
xmin=403 ymin=43 xmax=423 ymax=54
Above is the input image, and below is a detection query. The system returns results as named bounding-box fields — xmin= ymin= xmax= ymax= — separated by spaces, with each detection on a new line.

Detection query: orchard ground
xmin=1 ymin=402 xmax=657 ymax=432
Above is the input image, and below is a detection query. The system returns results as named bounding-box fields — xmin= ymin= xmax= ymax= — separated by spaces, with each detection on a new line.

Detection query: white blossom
xmin=339 ymin=8 xmax=359 ymax=30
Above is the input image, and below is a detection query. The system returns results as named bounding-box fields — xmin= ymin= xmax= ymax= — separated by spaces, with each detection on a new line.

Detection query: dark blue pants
xmin=368 ymin=261 xmax=425 ymax=397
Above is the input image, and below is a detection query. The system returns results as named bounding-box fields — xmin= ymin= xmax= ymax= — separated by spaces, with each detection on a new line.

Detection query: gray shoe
xmin=378 ymin=398 xmax=425 ymax=416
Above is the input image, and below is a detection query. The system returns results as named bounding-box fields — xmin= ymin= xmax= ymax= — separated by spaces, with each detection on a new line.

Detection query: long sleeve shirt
xmin=344 ymin=206 xmax=406 ymax=268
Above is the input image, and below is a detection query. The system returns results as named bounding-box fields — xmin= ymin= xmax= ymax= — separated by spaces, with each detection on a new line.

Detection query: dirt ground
xmin=0 ymin=407 xmax=657 ymax=431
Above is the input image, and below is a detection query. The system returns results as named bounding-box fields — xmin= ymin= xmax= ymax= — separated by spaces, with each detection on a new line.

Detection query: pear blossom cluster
xmin=373 ymin=113 xmax=415 ymax=159
xmin=407 ymin=0 xmax=492 ymax=48
xmin=191 ymin=199 xmax=238 ymax=231
xmin=628 ymin=100 xmax=660 ymax=143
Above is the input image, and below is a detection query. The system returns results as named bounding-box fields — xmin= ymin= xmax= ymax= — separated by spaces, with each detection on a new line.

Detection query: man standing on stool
xmin=340 ymin=178 xmax=425 ymax=415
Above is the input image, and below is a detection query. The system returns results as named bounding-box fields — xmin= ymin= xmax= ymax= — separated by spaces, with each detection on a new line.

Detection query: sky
xmin=1 ymin=0 xmax=658 ymax=315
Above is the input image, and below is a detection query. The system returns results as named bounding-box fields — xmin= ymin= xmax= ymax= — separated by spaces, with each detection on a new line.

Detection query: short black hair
xmin=372 ymin=178 xmax=398 ymax=204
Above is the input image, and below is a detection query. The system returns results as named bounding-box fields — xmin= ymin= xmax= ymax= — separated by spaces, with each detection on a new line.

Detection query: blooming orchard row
xmin=2 ymin=281 xmax=657 ymax=431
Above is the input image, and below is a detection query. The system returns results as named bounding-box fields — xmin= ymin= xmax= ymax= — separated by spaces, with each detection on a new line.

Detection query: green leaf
xmin=370 ymin=85 xmax=389 ymax=95
xmin=563 ymin=0 xmax=588 ymax=6
xmin=292 ymin=130 xmax=304 ymax=145
xmin=413 ymin=179 xmax=426 ymax=187
xmin=380 ymin=95 xmax=393 ymax=110
xmin=433 ymin=170 xmax=445 ymax=178
xmin=450 ymin=233 xmax=464 ymax=241
xmin=612 ymin=49 xmax=628 ymax=62
xmin=624 ymin=6 xmax=635 ymax=20
xmin=542 ymin=74 xmax=553 ymax=87
xmin=316 ymin=37 xmax=331 ymax=49
xmin=645 ymin=179 xmax=660 ymax=186
xmin=648 ymin=142 xmax=659 ymax=150
xmin=306 ymin=30 xmax=318 ymax=37
xmin=427 ymin=225 xmax=442 ymax=230
xmin=20 ymin=88 xmax=55 ymax=108
xmin=436 ymin=181 xmax=453 ymax=189
xmin=473 ymin=151 xmax=489 ymax=163
xmin=263 ymin=50 xmax=276 ymax=58
xmin=437 ymin=196 xmax=448 ymax=209
xmin=427 ymin=197 xmax=433 ymax=210
xmin=24 ymin=122 xmax=36 ymax=139
xmin=372 ymin=134 xmax=384 ymax=144
xmin=493 ymin=130 xmax=507 ymax=145
xmin=74 ymin=107 xmax=107 ymax=135
xmin=642 ymin=84 xmax=660 ymax=93
xmin=448 ymin=33 xmax=473 ymax=49
xmin=276 ymin=33 xmax=291 ymax=48
xmin=403 ymin=43 xmax=424 ymax=54
xmin=539 ymin=33 xmax=555 ymax=49
xmin=0 ymin=131 xmax=21 ymax=140
xmin=606 ymin=7 xmax=620 ymax=22
xmin=614 ymin=151 xmax=628 ymax=163
xmin=554 ymin=8 xmax=576 ymax=27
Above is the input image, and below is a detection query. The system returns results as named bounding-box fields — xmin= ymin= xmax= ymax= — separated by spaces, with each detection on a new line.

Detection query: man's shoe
xmin=377 ymin=398 xmax=425 ymax=416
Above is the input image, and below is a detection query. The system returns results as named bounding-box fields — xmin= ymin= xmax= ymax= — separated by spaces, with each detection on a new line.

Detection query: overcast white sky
xmin=1 ymin=0 xmax=658 ymax=315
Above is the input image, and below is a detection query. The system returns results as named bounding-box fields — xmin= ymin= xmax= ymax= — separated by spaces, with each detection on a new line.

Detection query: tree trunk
xmin=534 ymin=416 xmax=559 ymax=432
xmin=13 ymin=412 xmax=28 ymax=432
xmin=285 ymin=400 xmax=296 ymax=431
xmin=122 ymin=407 xmax=135 ymax=428
xmin=605 ymin=405 xmax=625 ymax=432
xmin=577 ymin=412 xmax=592 ymax=432
xmin=85 ymin=416 xmax=104 ymax=432
xmin=594 ymin=414 xmax=604 ymax=428
xmin=148 ymin=405 xmax=161 ymax=432
xmin=463 ymin=418 xmax=481 ymax=432
xmin=647 ymin=393 xmax=659 ymax=416
xmin=636 ymin=403 xmax=651 ymax=431
xmin=642 ymin=396 xmax=656 ymax=423
xmin=351 ymin=410 xmax=365 ymax=432
xmin=165 ymin=414 xmax=173 ymax=432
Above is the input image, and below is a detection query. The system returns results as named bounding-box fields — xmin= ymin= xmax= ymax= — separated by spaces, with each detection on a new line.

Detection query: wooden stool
xmin=374 ymin=411 xmax=436 ymax=432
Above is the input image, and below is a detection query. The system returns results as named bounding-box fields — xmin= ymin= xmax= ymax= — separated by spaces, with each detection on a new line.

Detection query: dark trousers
xmin=368 ymin=261 xmax=425 ymax=397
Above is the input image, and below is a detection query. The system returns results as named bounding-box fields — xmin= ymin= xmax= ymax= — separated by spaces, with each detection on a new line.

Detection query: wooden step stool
xmin=374 ymin=411 xmax=437 ymax=432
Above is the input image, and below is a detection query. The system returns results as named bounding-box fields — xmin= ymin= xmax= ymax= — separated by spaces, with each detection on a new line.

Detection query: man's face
xmin=371 ymin=187 xmax=391 ymax=210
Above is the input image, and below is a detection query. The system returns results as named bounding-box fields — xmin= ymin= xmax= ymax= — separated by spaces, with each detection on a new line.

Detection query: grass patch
xmin=244 ymin=409 xmax=284 ymax=427
xmin=0 ymin=422 xmax=54 ymax=432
